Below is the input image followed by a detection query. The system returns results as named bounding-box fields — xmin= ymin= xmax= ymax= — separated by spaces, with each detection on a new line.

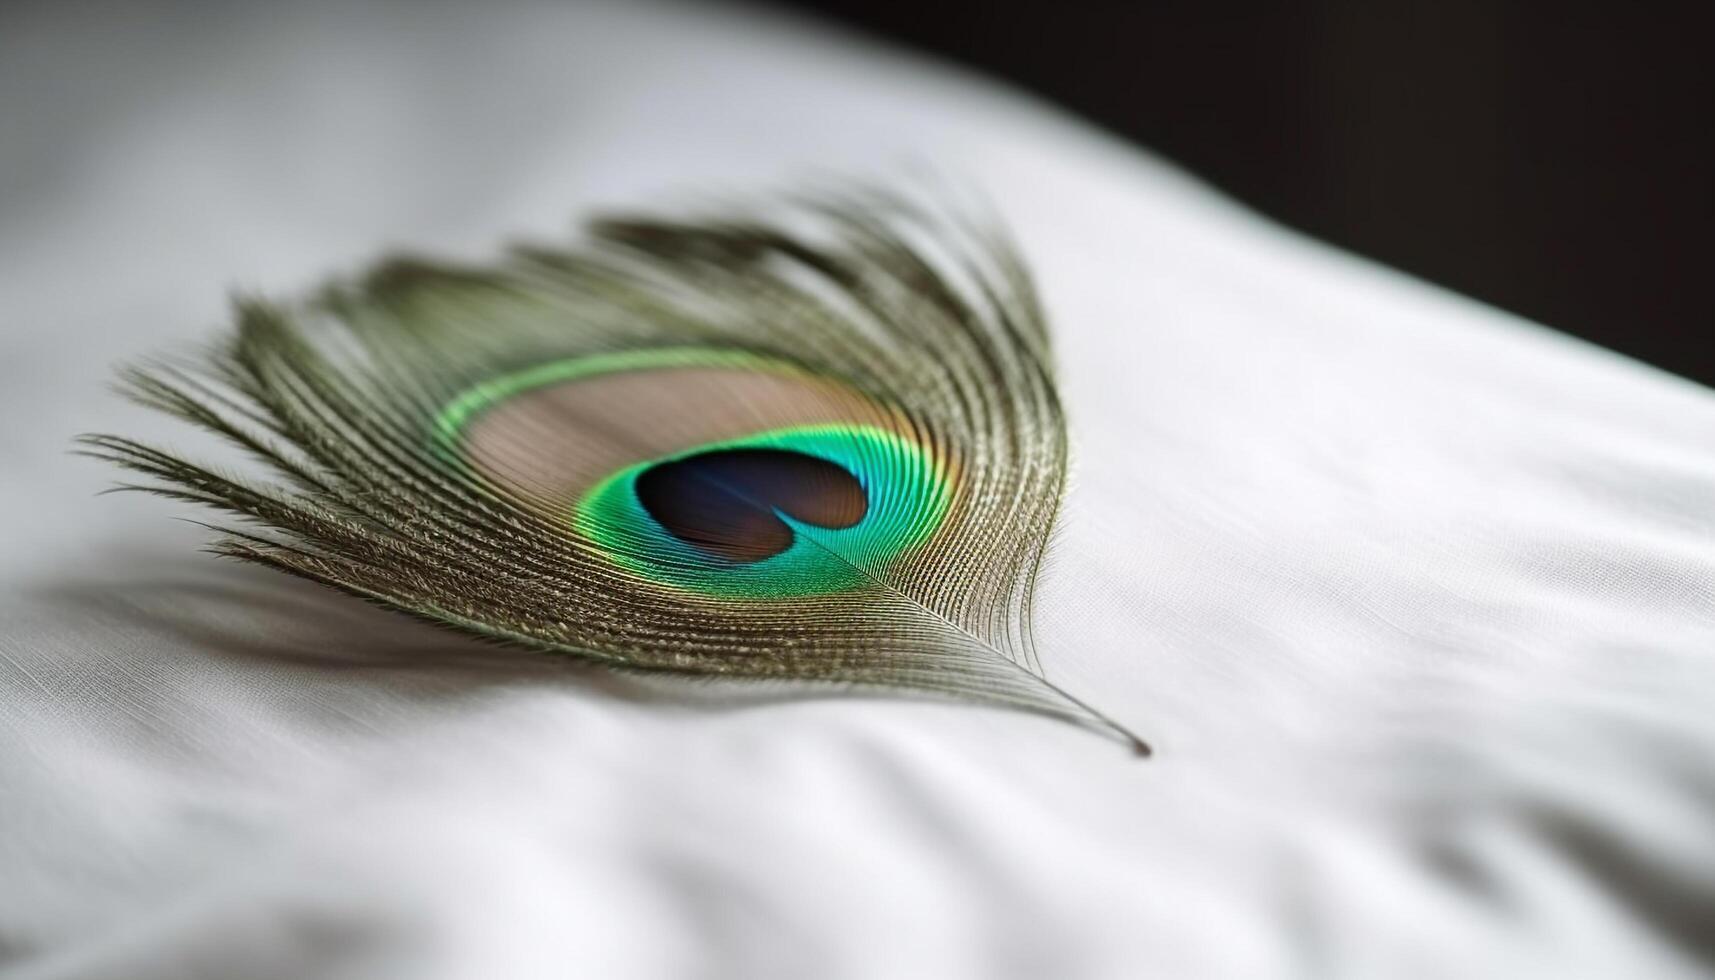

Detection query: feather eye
xmin=438 ymin=348 xmax=952 ymax=598
xmin=82 ymin=188 xmax=1148 ymax=753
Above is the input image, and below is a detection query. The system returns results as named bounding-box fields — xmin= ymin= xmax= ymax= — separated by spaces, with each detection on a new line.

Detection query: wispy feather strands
xmin=81 ymin=186 xmax=1148 ymax=753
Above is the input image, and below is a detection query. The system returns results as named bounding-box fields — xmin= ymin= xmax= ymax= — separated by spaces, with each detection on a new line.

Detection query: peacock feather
xmin=81 ymin=187 xmax=1148 ymax=753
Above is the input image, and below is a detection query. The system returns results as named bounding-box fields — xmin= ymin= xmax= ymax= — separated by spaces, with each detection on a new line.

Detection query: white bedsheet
xmin=3 ymin=3 xmax=1713 ymax=977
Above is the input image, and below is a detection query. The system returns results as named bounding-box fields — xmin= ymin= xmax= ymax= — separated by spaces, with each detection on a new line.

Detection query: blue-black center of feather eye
xmin=634 ymin=448 xmax=868 ymax=564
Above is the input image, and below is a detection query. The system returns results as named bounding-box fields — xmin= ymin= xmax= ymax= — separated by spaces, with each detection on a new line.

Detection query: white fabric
xmin=3 ymin=3 xmax=1713 ymax=977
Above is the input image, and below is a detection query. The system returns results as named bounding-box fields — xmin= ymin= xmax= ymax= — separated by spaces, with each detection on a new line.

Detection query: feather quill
xmin=81 ymin=187 xmax=1148 ymax=753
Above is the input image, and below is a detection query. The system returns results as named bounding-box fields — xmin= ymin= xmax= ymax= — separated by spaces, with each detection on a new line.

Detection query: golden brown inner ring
xmin=460 ymin=365 xmax=902 ymax=512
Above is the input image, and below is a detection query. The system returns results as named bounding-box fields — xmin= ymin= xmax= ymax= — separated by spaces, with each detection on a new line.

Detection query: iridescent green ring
xmin=435 ymin=350 xmax=954 ymax=598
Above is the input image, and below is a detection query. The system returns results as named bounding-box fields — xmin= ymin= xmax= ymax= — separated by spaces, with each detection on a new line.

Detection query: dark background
xmin=783 ymin=2 xmax=1715 ymax=386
